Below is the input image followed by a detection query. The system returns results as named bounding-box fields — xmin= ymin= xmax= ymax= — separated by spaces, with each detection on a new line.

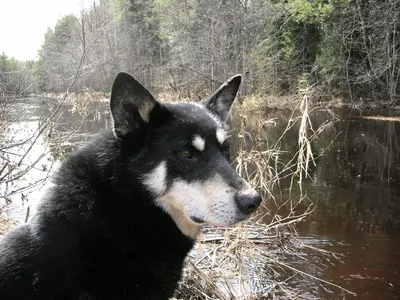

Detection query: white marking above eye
xmin=192 ymin=135 xmax=205 ymax=151
xmin=216 ymin=128 xmax=227 ymax=145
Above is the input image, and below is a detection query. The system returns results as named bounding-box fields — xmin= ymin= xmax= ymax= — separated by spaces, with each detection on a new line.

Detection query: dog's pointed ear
xmin=110 ymin=72 xmax=159 ymax=137
xmin=202 ymin=74 xmax=241 ymax=121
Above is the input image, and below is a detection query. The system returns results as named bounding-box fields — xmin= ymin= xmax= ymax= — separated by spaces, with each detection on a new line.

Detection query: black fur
xmin=0 ymin=72 xmax=244 ymax=300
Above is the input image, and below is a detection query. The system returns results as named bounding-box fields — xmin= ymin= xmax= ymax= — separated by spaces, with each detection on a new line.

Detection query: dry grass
xmin=41 ymin=91 xmax=109 ymax=116
xmin=235 ymin=94 xmax=301 ymax=112
xmin=174 ymin=92 xmax=353 ymax=299
xmin=0 ymin=217 xmax=18 ymax=236
xmin=352 ymin=115 xmax=400 ymax=122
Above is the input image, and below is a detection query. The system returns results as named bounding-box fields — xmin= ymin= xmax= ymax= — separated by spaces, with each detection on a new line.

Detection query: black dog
xmin=0 ymin=73 xmax=261 ymax=299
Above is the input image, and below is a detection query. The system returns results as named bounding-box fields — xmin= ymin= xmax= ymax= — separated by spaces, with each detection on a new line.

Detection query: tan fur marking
xmin=157 ymin=194 xmax=200 ymax=239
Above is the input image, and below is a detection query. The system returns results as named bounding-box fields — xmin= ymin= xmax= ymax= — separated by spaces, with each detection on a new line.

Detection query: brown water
xmin=1 ymin=98 xmax=400 ymax=299
xmin=231 ymin=108 xmax=400 ymax=299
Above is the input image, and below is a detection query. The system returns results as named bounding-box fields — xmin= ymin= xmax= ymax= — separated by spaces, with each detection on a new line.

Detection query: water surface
xmin=235 ymin=107 xmax=400 ymax=299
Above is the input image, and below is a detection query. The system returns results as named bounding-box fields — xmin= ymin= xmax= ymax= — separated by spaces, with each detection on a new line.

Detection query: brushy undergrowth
xmin=174 ymin=91 xmax=355 ymax=299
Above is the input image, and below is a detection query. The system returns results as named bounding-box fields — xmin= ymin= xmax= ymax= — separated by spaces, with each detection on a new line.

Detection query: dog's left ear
xmin=202 ymin=74 xmax=242 ymax=121
xmin=110 ymin=72 xmax=159 ymax=137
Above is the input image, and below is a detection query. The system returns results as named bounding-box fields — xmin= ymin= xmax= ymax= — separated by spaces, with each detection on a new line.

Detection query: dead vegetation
xmin=0 ymin=217 xmax=18 ymax=236
xmin=174 ymin=93 xmax=354 ymax=299
xmin=351 ymin=115 xmax=400 ymax=122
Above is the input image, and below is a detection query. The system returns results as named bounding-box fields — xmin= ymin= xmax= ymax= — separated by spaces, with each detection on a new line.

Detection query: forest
xmin=1 ymin=0 xmax=400 ymax=106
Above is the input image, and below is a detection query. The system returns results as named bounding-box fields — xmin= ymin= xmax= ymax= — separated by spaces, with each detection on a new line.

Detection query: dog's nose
xmin=234 ymin=194 xmax=262 ymax=214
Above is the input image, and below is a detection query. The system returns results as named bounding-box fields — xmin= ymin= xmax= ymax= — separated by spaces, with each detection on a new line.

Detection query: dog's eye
xmin=179 ymin=150 xmax=194 ymax=159
xmin=222 ymin=143 xmax=230 ymax=158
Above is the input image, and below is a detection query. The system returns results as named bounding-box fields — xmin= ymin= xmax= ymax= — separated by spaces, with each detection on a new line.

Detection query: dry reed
xmin=174 ymin=92 xmax=354 ymax=299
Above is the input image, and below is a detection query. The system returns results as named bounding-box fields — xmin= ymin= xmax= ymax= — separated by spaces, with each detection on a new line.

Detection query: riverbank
xmin=239 ymin=92 xmax=400 ymax=112
xmin=38 ymin=90 xmax=400 ymax=113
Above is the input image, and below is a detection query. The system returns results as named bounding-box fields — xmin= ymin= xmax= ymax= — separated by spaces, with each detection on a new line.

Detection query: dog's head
xmin=110 ymin=72 xmax=261 ymax=238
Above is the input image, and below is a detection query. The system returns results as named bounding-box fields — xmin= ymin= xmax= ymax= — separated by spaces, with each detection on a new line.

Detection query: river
xmin=1 ymin=97 xmax=399 ymax=299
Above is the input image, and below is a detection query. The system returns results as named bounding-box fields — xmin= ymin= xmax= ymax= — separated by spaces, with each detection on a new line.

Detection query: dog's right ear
xmin=110 ymin=72 xmax=159 ymax=137
xmin=202 ymin=74 xmax=241 ymax=121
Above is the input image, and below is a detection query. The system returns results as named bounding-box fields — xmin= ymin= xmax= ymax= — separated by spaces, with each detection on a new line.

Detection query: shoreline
xmin=30 ymin=92 xmax=400 ymax=112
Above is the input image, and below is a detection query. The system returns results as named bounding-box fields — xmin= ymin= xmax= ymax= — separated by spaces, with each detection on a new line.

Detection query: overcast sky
xmin=0 ymin=0 xmax=92 ymax=61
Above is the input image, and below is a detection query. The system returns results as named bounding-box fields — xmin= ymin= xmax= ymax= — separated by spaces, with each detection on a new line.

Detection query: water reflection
xmin=230 ymin=107 xmax=400 ymax=299
xmin=296 ymin=109 xmax=400 ymax=238
xmin=0 ymin=98 xmax=109 ymax=220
